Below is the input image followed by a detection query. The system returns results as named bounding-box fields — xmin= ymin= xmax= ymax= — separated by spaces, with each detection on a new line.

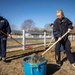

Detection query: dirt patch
xmin=24 ymin=54 xmax=46 ymax=64
xmin=0 ymin=58 xmax=24 ymax=75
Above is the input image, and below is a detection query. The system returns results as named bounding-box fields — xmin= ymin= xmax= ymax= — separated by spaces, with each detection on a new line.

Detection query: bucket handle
xmin=30 ymin=64 xmax=39 ymax=74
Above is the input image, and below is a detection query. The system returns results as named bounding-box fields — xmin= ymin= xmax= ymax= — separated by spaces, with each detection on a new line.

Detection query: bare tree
xmin=21 ymin=19 xmax=35 ymax=31
xmin=31 ymin=27 xmax=40 ymax=32
xmin=10 ymin=24 xmax=16 ymax=30
xmin=44 ymin=23 xmax=51 ymax=31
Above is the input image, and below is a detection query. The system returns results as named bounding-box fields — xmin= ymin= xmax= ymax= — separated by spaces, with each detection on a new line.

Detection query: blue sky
xmin=0 ymin=0 xmax=75 ymax=30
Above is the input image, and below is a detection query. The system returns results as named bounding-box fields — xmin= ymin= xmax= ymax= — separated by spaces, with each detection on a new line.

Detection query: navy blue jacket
xmin=0 ymin=16 xmax=11 ymax=37
xmin=53 ymin=17 xmax=73 ymax=40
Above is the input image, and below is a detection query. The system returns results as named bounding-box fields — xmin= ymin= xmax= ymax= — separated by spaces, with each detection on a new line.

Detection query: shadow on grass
xmin=6 ymin=49 xmax=45 ymax=62
xmin=61 ymin=56 xmax=67 ymax=64
xmin=46 ymin=64 xmax=60 ymax=75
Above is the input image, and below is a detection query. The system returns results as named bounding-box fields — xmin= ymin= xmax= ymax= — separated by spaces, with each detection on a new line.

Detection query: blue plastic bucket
xmin=23 ymin=56 xmax=48 ymax=75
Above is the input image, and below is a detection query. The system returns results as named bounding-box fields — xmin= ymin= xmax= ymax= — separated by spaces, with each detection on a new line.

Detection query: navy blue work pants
xmin=0 ymin=37 xmax=7 ymax=58
xmin=55 ymin=39 xmax=75 ymax=64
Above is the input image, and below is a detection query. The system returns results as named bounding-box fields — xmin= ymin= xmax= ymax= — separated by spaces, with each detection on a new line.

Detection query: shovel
xmin=28 ymin=31 xmax=70 ymax=63
xmin=0 ymin=30 xmax=33 ymax=49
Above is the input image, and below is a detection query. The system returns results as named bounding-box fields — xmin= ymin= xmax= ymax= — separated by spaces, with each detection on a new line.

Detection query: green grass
xmin=6 ymin=45 xmax=46 ymax=58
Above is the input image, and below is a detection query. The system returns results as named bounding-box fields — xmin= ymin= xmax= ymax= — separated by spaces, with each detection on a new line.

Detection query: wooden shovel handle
xmin=41 ymin=31 xmax=69 ymax=56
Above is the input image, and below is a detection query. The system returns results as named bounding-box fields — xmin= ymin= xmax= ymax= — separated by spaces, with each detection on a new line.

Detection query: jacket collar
xmin=57 ymin=17 xmax=65 ymax=24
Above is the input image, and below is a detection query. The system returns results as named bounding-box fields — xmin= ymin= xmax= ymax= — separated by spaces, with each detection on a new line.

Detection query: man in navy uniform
xmin=53 ymin=10 xmax=75 ymax=67
xmin=0 ymin=16 xmax=12 ymax=62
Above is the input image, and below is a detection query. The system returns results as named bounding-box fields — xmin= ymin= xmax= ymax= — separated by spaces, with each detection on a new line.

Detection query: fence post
xmin=44 ymin=32 xmax=46 ymax=46
xmin=22 ymin=30 xmax=26 ymax=50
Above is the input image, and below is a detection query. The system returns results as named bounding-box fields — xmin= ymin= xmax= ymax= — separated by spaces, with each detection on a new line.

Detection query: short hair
xmin=50 ymin=23 xmax=54 ymax=27
xmin=56 ymin=9 xmax=64 ymax=16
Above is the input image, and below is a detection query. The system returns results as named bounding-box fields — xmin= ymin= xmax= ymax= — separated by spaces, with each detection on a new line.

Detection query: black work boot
xmin=72 ymin=63 xmax=75 ymax=68
xmin=2 ymin=57 xmax=6 ymax=62
xmin=56 ymin=60 xmax=61 ymax=68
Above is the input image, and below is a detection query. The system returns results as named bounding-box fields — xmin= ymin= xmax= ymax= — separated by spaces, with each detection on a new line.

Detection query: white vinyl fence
xmin=7 ymin=30 xmax=52 ymax=50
